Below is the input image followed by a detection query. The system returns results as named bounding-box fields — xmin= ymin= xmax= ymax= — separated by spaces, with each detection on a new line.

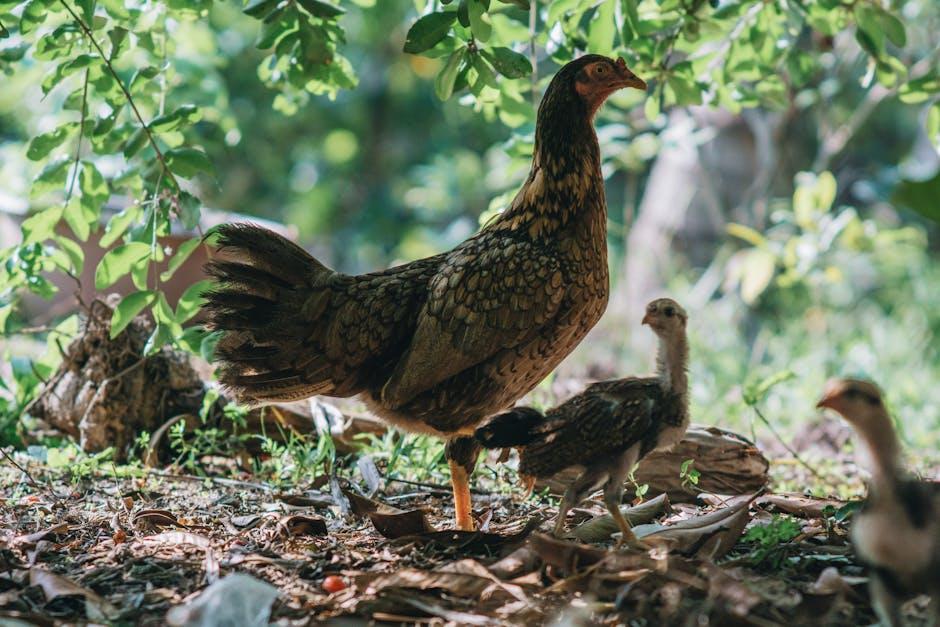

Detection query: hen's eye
xmin=595 ymin=65 xmax=606 ymax=75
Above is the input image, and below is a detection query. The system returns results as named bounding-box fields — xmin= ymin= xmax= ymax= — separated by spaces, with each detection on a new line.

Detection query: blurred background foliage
xmin=0 ymin=0 xmax=938 ymax=464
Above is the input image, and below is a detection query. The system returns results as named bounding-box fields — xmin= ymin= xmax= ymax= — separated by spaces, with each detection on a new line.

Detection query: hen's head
xmin=642 ymin=298 xmax=687 ymax=338
xmin=817 ymin=378 xmax=888 ymax=428
xmin=541 ymin=55 xmax=646 ymax=121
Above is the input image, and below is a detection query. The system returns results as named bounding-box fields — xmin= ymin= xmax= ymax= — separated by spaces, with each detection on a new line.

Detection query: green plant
xmin=679 ymin=458 xmax=700 ymax=491
xmin=740 ymin=514 xmax=801 ymax=569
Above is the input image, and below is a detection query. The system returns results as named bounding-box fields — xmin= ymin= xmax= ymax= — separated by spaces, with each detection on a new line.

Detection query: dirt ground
xmin=3 ymin=442 xmax=937 ymax=627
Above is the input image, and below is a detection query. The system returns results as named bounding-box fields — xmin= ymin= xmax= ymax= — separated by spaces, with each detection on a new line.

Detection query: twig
xmin=385 ymin=475 xmax=489 ymax=495
xmin=57 ymin=0 xmax=181 ymax=193
xmin=64 ymin=67 xmax=90 ymax=205
xmin=145 ymin=469 xmax=275 ymax=492
xmin=0 ymin=447 xmax=66 ymax=499
xmin=752 ymin=405 xmax=824 ymax=481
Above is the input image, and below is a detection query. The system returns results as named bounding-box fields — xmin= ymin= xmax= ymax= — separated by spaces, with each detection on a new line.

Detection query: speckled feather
xmin=201 ymin=55 xmax=615 ymax=439
xmin=479 ymin=378 xmax=686 ymax=478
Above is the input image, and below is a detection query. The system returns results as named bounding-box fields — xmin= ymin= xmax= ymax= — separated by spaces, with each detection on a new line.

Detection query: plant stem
xmin=752 ymin=405 xmax=824 ymax=481
xmin=57 ymin=0 xmax=181 ymax=193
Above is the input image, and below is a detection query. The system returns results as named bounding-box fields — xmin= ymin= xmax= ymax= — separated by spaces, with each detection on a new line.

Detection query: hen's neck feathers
xmin=656 ymin=331 xmax=689 ymax=409
xmin=853 ymin=412 xmax=904 ymax=496
xmin=493 ymin=87 xmax=604 ymax=237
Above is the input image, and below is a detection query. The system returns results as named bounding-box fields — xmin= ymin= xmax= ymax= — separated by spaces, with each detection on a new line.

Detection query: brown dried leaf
xmin=341 ymin=488 xmax=434 ymax=538
xmin=526 ymin=533 xmax=607 ymax=575
xmin=13 ymin=522 xmax=69 ymax=547
xmin=277 ymin=514 xmax=328 ymax=538
xmin=570 ymin=493 xmax=670 ymax=543
xmin=363 ymin=569 xmax=493 ymax=598
xmin=635 ymin=493 xmax=758 ymax=559
xmin=133 ymin=509 xmax=187 ymax=530
xmin=29 ymin=567 xmax=118 ymax=622
xmin=275 ymin=492 xmax=333 ymax=508
xmin=760 ymin=493 xmax=847 ymax=518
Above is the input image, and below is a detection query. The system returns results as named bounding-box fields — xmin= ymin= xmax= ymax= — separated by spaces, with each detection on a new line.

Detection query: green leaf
xmin=875 ymin=6 xmax=905 ymax=48
xmin=100 ymin=205 xmax=142 ymax=248
xmin=123 ymin=128 xmax=149 ymax=158
xmin=95 ymin=242 xmax=150 ymax=290
xmin=63 ymin=197 xmax=93 ymax=241
xmin=434 ymin=47 xmax=466 ymax=100
xmin=19 ymin=0 xmax=47 ymax=35
xmin=467 ymin=0 xmax=491 ymax=42
xmin=54 ymin=235 xmax=84 ymax=275
xmin=298 ymin=0 xmax=344 ymax=18
xmin=164 ymin=147 xmax=213 ymax=178
xmin=149 ymin=105 xmax=202 ymax=133
xmin=927 ymin=102 xmax=940 ymax=149
xmin=144 ymin=322 xmax=172 ymax=355
xmin=21 ymin=207 xmax=64 ymax=244
xmin=27 ymin=123 xmax=77 ymax=161
xmin=740 ymin=248 xmax=776 ymax=304
xmin=587 ymin=0 xmax=614 ymax=56
xmin=160 ymin=238 xmax=201 ymax=282
xmin=175 ymin=279 xmax=212 ymax=324
xmin=80 ymin=161 xmax=109 ymax=206
xmin=41 ymin=54 xmax=97 ymax=95
xmin=471 ymin=53 xmax=498 ymax=89
xmin=243 ymin=0 xmax=280 ymax=18
xmin=892 ymin=171 xmax=940 ymax=223
xmin=403 ymin=11 xmax=456 ymax=54
xmin=483 ymin=47 xmax=531 ymax=79
xmin=110 ymin=290 xmax=155 ymax=339
xmin=726 ymin=223 xmax=766 ymax=248
xmin=77 ymin=0 xmax=96 ymax=25
xmin=31 ymin=157 xmax=72 ymax=197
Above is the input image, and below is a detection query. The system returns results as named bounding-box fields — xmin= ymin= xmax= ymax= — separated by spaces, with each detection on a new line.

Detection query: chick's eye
xmin=664 ymin=307 xmax=675 ymax=317
xmin=595 ymin=65 xmax=606 ymax=75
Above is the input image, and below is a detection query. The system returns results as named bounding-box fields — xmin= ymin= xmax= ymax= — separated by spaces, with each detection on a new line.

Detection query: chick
xmin=476 ymin=298 xmax=690 ymax=545
xmin=817 ymin=378 xmax=940 ymax=626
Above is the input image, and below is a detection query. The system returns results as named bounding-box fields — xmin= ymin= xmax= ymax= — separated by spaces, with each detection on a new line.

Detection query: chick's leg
xmin=553 ymin=468 xmax=604 ymax=537
xmin=869 ymin=571 xmax=903 ymax=627
xmin=604 ymin=446 xmax=642 ymax=547
xmin=445 ymin=437 xmax=481 ymax=531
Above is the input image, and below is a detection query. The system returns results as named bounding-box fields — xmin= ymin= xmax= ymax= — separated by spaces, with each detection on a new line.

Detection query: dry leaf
xmin=570 ymin=493 xmax=671 ymax=543
xmin=760 ymin=493 xmax=847 ymax=518
xmin=342 ymin=488 xmax=434 ymax=538
xmin=277 ymin=514 xmax=328 ymax=537
xmin=275 ymin=492 xmax=333 ymax=508
xmin=635 ymin=493 xmax=758 ymax=559
xmin=13 ymin=522 xmax=69 ymax=547
xmin=30 ymin=568 xmax=118 ymax=622
xmin=133 ymin=509 xmax=187 ymax=530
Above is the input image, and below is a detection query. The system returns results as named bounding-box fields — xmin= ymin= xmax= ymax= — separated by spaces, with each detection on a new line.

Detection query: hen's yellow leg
xmin=449 ymin=460 xmax=475 ymax=531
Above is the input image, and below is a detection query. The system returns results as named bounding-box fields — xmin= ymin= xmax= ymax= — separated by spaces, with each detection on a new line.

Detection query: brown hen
xmin=202 ymin=55 xmax=646 ymax=530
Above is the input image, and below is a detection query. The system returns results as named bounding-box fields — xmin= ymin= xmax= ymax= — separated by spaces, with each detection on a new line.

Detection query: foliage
xmin=0 ymin=0 xmax=937 ymax=468
xmin=740 ymin=514 xmax=801 ymax=569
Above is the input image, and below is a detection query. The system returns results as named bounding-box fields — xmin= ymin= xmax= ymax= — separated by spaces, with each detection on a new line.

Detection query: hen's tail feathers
xmin=474 ymin=407 xmax=546 ymax=449
xmin=202 ymin=223 xmax=340 ymax=404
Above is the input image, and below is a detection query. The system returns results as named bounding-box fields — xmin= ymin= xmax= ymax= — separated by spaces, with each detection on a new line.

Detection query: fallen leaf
xmin=342 ymin=488 xmax=434 ymax=538
xmin=277 ymin=514 xmax=328 ymax=537
xmin=30 ymin=568 xmax=118 ymax=622
xmin=275 ymin=492 xmax=333 ymax=508
xmin=635 ymin=492 xmax=758 ymax=559
xmin=570 ymin=493 xmax=671 ymax=543
xmin=13 ymin=522 xmax=69 ymax=547
xmin=133 ymin=509 xmax=187 ymax=530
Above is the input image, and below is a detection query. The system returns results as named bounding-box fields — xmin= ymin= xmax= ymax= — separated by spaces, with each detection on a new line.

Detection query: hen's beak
xmin=614 ymin=57 xmax=647 ymax=91
xmin=816 ymin=379 xmax=846 ymax=410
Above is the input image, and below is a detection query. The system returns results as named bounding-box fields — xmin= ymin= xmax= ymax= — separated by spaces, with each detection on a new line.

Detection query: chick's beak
xmin=614 ymin=57 xmax=647 ymax=91
xmin=641 ymin=313 xmax=652 ymax=326
xmin=816 ymin=379 xmax=845 ymax=410
xmin=815 ymin=395 xmax=834 ymax=410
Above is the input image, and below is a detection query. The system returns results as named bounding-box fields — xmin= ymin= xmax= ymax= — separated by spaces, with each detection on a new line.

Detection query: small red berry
xmin=322 ymin=575 xmax=346 ymax=593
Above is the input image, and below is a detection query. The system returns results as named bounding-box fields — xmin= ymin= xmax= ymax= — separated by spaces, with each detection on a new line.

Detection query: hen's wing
xmin=518 ymin=378 xmax=663 ymax=477
xmin=381 ymin=234 xmax=566 ymax=407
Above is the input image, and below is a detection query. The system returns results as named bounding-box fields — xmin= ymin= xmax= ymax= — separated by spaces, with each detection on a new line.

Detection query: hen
xmin=202 ymin=55 xmax=646 ymax=530
xmin=475 ymin=298 xmax=690 ymax=544
xmin=817 ymin=379 xmax=940 ymax=626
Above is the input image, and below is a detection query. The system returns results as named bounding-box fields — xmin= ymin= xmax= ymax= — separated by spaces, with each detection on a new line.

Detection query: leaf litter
xmin=0 ymin=430 xmax=934 ymax=625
